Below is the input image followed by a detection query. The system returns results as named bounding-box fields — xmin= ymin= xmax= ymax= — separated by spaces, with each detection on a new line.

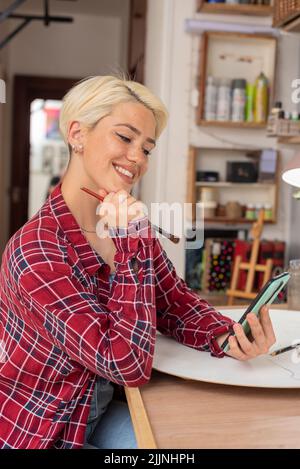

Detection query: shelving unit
xmin=278 ymin=136 xmax=300 ymax=145
xmin=273 ymin=0 xmax=300 ymax=32
xmin=197 ymin=32 xmax=277 ymax=128
xmin=197 ymin=1 xmax=273 ymax=17
xmin=204 ymin=216 xmax=274 ymax=224
xmin=195 ymin=181 xmax=275 ymax=189
xmin=187 ymin=146 xmax=279 ymax=225
xmin=198 ymin=120 xmax=267 ymax=129
xmin=280 ymin=15 xmax=300 ymax=32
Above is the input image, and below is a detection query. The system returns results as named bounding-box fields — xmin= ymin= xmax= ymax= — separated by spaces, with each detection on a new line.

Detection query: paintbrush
xmin=270 ymin=342 xmax=300 ymax=357
xmin=80 ymin=186 xmax=180 ymax=244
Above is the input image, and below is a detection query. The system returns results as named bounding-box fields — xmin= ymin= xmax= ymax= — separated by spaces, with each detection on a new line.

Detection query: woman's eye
xmin=116 ymin=133 xmax=131 ymax=143
xmin=143 ymin=149 xmax=151 ymax=157
xmin=116 ymin=132 xmax=151 ymax=157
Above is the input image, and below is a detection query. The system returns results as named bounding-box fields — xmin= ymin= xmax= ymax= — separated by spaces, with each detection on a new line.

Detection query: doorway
xmin=9 ymin=76 xmax=78 ymax=236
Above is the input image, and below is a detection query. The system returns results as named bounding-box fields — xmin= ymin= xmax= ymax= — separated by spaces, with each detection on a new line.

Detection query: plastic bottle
xmin=254 ymin=72 xmax=269 ymax=123
xmin=255 ymin=203 xmax=263 ymax=219
xmin=231 ymin=79 xmax=247 ymax=122
xmin=216 ymin=78 xmax=231 ymax=121
xmin=204 ymin=76 xmax=218 ymax=121
xmin=289 ymin=110 xmax=300 ymax=136
xmin=245 ymin=203 xmax=255 ymax=220
xmin=263 ymin=203 xmax=273 ymax=221
xmin=245 ymin=83 xmax=255 ymax=122
xmin=278 ymin=109 xmax=289 ymax=135
xmin=272 ymin=101 xmax=282 ymax=114
xmin=267 ymin=101 xmax=282 ymax=135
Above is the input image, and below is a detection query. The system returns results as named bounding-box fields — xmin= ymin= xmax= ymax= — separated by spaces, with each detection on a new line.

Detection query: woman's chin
xmin=93 ymin=177 xmax=133 ymax=194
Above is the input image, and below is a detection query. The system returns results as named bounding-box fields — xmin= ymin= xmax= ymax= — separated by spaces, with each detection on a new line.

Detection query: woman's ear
xmin=68 ymin=121 xmax=85 ymax=149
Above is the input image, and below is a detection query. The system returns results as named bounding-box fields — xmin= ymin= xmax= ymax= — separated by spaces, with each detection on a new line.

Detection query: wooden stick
xmin=125 ymin=387 xmax=157 ymax=449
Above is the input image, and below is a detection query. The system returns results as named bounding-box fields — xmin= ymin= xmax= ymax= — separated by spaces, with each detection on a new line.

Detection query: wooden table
xmin=125 ymin=304 xmax=300 ymax=449
xmin=126 ymin=370 xmax=300 ymax=449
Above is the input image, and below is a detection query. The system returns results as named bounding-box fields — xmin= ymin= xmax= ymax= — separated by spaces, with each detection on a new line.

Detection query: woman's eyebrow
xmin=114 ymin=123 xmax=156 ymax=146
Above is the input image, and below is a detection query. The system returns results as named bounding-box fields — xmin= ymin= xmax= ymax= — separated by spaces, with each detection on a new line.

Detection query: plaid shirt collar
xmin=48 ymin=183 xmax=105 ymax=276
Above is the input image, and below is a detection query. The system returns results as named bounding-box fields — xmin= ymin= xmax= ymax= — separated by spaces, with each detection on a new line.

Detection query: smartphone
xmin=221 ymin=271 xmax=290 ymax=353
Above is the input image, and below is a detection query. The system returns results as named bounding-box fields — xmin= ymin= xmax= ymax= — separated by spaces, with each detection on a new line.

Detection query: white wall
xmin=0 ymin=3 xmax=130 ymax=255
xmin=0 ymin=20 xmax=10 ymax=257
xmin=144 ymin=0 xmax=195 ymax=278
xmin=0 ymin=65 xmax=6 ymax=259
xmin=144 ymin=0 xmax=300 ymax=278
xmin=8 ymin=13 xmax=128 ymax=77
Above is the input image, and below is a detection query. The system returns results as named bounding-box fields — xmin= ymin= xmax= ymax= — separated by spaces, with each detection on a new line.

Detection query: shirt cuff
xmin=206 ymin=321 xmax=235 ymax=358
xmin=109 ymin=217 xmax=155 ymax=253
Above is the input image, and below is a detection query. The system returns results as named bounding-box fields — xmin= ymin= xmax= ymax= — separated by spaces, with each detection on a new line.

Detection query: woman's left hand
xmin=217 ymin=306 xmax=276 ymax=361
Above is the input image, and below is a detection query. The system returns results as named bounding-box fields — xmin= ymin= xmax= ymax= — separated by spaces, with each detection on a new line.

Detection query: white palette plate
xmin=153 ymin=309 xmax=300 ymax=388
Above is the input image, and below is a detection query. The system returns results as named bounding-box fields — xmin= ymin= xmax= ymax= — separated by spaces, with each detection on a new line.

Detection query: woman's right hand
xmin=97 ymin=189 xmax=146 ymax=229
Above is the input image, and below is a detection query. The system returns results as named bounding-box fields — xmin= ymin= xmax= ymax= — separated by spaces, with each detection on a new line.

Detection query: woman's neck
xmin=61 ymin=159 xmax=100 ymax=233
xmin=61 ymin=157 xmax=117 ymax=274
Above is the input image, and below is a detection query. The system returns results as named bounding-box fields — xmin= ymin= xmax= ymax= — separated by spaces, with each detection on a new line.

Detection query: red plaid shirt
xmin=0 ymin=184 xmax=233 ymax=448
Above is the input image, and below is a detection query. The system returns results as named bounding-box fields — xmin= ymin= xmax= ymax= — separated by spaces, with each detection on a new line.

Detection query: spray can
xmin=231 ymin=79 xmax=246 ymax=122
xmin=245 ymin=83 xmax=255 ymax=122
xmin=254 ymin=72 xmax=269 ymax=123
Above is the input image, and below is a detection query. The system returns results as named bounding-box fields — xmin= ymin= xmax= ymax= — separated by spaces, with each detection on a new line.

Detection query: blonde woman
xmin=0 ymin=76 xmax=276 ymax=449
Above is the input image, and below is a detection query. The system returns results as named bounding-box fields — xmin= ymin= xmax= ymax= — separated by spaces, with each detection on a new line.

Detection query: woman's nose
xmin=126 ymin=145 xmax=145 ymax=166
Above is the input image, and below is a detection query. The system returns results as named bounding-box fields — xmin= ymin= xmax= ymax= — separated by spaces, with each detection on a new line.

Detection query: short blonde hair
xmin=59 ymin=75 xmax=168 ymax=145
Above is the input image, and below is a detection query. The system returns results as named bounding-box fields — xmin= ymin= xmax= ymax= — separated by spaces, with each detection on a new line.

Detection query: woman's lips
xmin=113 ymin=164 xmax=134 ymax=184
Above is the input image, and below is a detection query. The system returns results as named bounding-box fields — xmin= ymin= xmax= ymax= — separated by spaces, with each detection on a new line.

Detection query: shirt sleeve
xmin=153 ymin=238 xmax=235 ymax=357
xmin=18 ymin=218 xmax=156 ymax=387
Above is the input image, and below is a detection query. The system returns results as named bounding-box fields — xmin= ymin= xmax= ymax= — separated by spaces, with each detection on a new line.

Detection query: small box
xmin=226 ymin=161 xmax=258 ymax=183
xmin=196 ymin=171 xmax=219 ymax=182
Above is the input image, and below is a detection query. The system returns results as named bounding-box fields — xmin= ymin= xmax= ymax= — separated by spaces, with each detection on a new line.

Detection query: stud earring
xmin=71 ymin=144 xmax=84 ymax=153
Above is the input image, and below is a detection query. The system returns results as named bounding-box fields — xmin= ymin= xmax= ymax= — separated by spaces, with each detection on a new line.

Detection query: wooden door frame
xmin=9 ymin=75 xmax=79 ymax=236
xmin=127 ymin=0 xmax=147 ymax=83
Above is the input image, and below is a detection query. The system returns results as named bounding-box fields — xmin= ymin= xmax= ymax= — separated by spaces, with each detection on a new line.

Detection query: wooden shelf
xmin=204 ymin=217 xmax=275 ymax=224
xmin=187 ymin=146 xmax=279 ymax=225
xmin=195 ymin=182 xmax=275 ymax=188
xmin=198 ymin=119 xmax=267 ymax=129
xmin=197 ymin=33 xmax=277 ymax=127
xmin=197 ymin=2 xmax=273 ymax=17
xmin=279 ymin=15 xmax=300 ymax=33
xmin=277 ymin=136 xmax=300 ymax=145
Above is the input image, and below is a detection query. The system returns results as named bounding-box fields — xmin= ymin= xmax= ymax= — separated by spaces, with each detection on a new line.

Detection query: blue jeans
xmin=83 ymin=377 xmax=137 ymax=449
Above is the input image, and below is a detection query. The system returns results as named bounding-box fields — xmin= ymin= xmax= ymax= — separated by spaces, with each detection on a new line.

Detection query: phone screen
xmin=221 ymin=272 xmax=290 ymax=353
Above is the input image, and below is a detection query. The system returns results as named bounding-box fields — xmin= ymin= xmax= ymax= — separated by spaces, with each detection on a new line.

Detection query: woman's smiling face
xmin=77 ymin=101 xmax=157 ymax=193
